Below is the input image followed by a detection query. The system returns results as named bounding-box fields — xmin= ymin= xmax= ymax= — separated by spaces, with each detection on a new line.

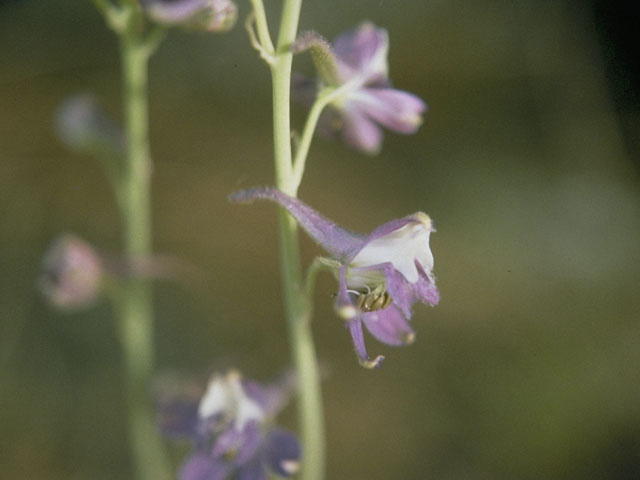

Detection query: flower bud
xmin=55 ymin=94 xmax=123 ymax=157
xmin=142 ymin=0 xmax=237 ymax=32
xmin=38 ymin=234 xmax=104 ymax=311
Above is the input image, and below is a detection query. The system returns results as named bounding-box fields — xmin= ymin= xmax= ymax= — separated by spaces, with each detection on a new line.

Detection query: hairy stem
xmin=117 ymin=23 xmax=169 ymax=480
xmin=270 ymin=1 xmax=326 ymax=479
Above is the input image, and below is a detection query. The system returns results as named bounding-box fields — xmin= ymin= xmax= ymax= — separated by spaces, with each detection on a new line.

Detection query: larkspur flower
xmin=293 ymin=22 xmax=427 ymax=154
xmin=38 ymin=234 xmax=104 ymax=311
xmin=230 ymin=188 xmax=439 ymax=368
xmin=156 ymin=370 xmax=301 ymax=480
xmin=141 ymin=0 xmax=237 ymax=32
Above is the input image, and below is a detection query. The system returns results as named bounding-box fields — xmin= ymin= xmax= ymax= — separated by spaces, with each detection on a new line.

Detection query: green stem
xmin=117 ymin=27 xmax=170 ymax=480
xmin=270 ymin=1 xmax=325 ymax=479
xmin=291 ymin=78 xmax=366 ymax=191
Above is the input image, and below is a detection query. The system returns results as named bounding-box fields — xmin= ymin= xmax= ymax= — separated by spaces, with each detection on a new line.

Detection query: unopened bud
xmin=55 ymin=94 xmax=123 ymax=157
xmin=38 ymin=234 xmax=103 ymax=311
xmin=142 ymin=0 xmax=237 ymax=32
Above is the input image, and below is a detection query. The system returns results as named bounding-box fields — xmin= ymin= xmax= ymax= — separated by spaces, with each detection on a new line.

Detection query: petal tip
xmin=359 ymin=354 xmax=385 ymax=369
xmin=280 ymin=459 xmax=300 ymax=476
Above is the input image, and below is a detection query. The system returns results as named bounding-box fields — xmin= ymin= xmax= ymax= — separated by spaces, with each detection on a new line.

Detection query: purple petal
xmin=333 ymin=22 xmax=388 ymax=82
xmin=212 ymin=426 xmax=242 ymax=458
xmin=335 ymin=265 xmax=357 ymax=319
xmin=212 ymin=422 xmax=262 ymax=466
xmin=179 ymin=452 xmax=230 ymax=480
xmin=340 ymin=106 xmax=384 ymax=154
xmin=362 ymin=304 xmax=415 ymax=346
xmin=347 ymin=319 xmax=385 ymax=369
xmin=413 ymin=260 xmax=440 ymax=306
xmin=242 ymin=373 xmax=295 ymax=419
xmin=350 ymin=88 xmax=426 ymax=134
xmin=263 ymin=428 xmax=302 ymax=477
xmin=336 ymin=267 xmax=384 ymax=368
xmin=234 ymin=422 xmax=264 ymax=466
xmin=229 ymin=187 xmax=364 ymax=261
xmin=379 ymin=263 xmax=414 ymax=319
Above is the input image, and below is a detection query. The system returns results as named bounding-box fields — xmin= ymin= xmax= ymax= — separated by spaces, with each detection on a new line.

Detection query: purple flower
xmin=156 ymin=370 xmax=301 ymax=480
xmin=141 ymin=0 xmax=237 ymax=32
xmin=230 ymin=188 xmax=439 ymax=368
xmin=293 ymin=22 xmax=426 ymax=154
xmin=38 ymin=234 xmax=104 ymax=311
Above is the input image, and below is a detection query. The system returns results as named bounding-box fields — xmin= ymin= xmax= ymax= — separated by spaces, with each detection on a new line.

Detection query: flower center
xmin=351 ymin=286 xmax=392 ymax=312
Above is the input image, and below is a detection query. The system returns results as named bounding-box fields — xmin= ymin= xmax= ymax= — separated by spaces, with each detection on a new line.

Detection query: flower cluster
xmin=157 ymin=370 xmax=301 ymax=480
xmin=293 ymin=22 xmax=427 ymax=154
xmin=230 ymin=187 xmax=439 ymax=368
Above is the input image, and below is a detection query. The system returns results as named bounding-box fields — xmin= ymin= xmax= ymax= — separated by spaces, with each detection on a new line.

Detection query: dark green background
xmin=1 ymin=1 xmax=639 ymax=478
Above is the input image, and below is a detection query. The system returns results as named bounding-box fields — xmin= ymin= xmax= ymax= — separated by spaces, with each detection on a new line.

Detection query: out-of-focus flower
xmin=156 ymin=370 xmax=301 ymax=480
xmin=293 ymin=22 xmax=426 ymax=154
xmin=141 ymin=0 xmax=237 ymax=32
xmin=38 ymin=234 xmax=104 ymax=311
xmin=55 ymin=94 xmax=123 ymax=157
xmin=230 ymin=188 xmax=439 ymax=368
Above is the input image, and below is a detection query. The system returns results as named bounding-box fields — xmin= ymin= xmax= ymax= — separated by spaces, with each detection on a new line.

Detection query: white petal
xmin=197 ymin=371 xmax=264 ymax=430
xmin=230 ymin=377 xmax=264 ymax=430
xmin=198 ymin=374 xmax=234 ymax=420
xmin=351 ymin=215 xmax=433 ymax=283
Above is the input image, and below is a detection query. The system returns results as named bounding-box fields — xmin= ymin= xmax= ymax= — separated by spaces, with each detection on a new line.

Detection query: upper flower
xmin=141 ymin=0 xmax=237 ymax=32
xmin=293 ymin=22 xmax=427 ymax=154
xmin=230 ymin=188 xmax=439 ymax=368
xmin=156 ymin=370 xmax=301 ymax=480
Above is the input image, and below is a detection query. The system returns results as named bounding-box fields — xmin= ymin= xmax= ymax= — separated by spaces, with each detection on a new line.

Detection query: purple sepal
xmin=362 ymin=304 xmax=415 ymax=346
xmin=348 ymin=319 xmax=385 ymax=369
xmin=414 ymin=260 xmax=440 ymax=306
xmin=333 ymin=22 xmax=388 ymax=83
xmin=263 ymin=428 xmax=302 ymax=477
xmin=180 ymin=452 xmax=230 ymax=480
xmin=242 ymin=373 xmax=295 ymax=419
xmin=229 ymin=187 xmax=363 ymax=261
xmin=211 ymin=422 xmax=260 ymax=465
xmin=340 ymin=107 xmax=384 ymax=154
xmin=348 ymin=89 xmax=426 ymax=134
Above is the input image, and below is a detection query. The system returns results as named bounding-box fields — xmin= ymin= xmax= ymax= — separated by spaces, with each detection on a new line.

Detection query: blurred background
xmin=1 ymin=1 xmax=639 ymax=478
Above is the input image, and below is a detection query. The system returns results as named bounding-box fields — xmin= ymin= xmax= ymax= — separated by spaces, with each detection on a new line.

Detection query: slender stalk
xmin=117 ymin=28 xmax=170 ymax=480
xmin=270 ymin=1 xmax=326 ymax=479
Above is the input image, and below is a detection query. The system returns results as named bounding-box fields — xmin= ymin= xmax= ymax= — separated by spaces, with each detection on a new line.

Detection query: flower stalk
xmin=93 ymin=2 xmax=170 ymax=478
xmin=119 ymin=32 xmax=170 ymax=480
xmin=267 ymin=0 xmax=326 ymax=478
